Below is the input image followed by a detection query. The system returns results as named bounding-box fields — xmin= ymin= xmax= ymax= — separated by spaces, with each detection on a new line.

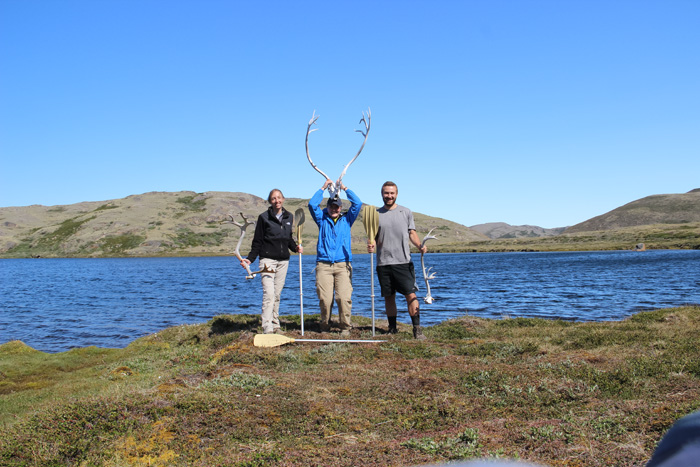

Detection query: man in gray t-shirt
xmin=367 ymin=181 xmax=428 ymax=339
xmin=375 ymin=204 xmax=415 ymax=265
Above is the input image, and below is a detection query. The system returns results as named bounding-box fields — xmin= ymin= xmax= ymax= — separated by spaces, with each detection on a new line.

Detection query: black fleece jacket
xmin=246 ymin=207 xmax=298 ymax=263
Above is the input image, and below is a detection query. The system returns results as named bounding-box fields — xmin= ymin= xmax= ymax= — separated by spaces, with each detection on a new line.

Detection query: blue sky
xmin=1 ymin=1 xmax=698 ymax=228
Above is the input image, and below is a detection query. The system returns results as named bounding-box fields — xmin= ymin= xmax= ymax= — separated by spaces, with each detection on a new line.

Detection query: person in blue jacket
xmin=308 ymin=179 xmax=362 ymax=336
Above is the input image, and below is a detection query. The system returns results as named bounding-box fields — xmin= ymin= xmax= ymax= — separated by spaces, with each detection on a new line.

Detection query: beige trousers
xmin=315 ymin=262 xmax=353 ymax=330
xmin=260 ymin=258 xmax=289 ymax=334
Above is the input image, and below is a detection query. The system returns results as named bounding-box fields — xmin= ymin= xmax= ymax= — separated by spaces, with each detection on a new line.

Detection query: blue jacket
xmin=308 ymin=189 xmax=362 ymax=263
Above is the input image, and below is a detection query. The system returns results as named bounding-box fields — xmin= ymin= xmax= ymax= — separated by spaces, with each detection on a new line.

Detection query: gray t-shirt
xmin=375 ymin=204 xmax=416 ymax=266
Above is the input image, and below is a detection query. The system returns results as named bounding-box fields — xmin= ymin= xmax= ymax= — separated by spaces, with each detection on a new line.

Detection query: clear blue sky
xmin=1 ymin=1 xmax=698 ymax=228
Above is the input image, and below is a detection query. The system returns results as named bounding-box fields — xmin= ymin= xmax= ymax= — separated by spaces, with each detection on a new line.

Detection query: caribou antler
xmin=221 ymin=213 xmax=276 ymax=279
xmin=305 ymin=108 xmax=371 ymax=198
xmin=305 ymin=111 xmax=332 ymax=185
xmin=420 ymin=229 xmax=437 ymax=304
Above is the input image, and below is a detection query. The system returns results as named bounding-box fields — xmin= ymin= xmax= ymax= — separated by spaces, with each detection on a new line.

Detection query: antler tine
xmin=421 ymin=228 xmax=437 ymax=248
xmin=355 ymin=108 xmax=371 ymax=137
xmin=238 ymin=212 xmax=255 ymax=227
xmin=219 ymin=214 xmax=236 ymax=225
xmin=305 ymin=111 xmax=334 ymax=193
xmin=308 ymin=110 xmax=320 ymax=127
xmin=336 ymin=108 xmax=372 ymax=189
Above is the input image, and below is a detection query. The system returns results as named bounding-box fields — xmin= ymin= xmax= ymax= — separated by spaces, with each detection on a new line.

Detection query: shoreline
xmin=2 ymin=242 xmax=700 ymax=260
xmin=5 ymin=302 xmax=699 ymax=355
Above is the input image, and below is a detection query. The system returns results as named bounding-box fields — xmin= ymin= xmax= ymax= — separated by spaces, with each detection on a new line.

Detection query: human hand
xmin=367 ymin=243 xmax=375 ymax=253
xmin=323 ymin=179 xmax=333 ymax=190
xmin=240 ymin=258 xmax=251 ymax=268
xmin=298 ymin=245 xmax=304 ymax=254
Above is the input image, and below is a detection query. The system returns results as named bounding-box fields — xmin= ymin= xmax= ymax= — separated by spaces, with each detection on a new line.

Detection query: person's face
xmin=381 ymin=185 xmax=397 ymax=207
xmin=328 ymin=203 xmax=341 ymax=219
xmin=269 ymin=191 xmax=284 ymax=210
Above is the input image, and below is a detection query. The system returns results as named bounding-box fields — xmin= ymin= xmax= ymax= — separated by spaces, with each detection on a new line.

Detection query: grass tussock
xmin=1 ymin=306 xmax=699 ymax=466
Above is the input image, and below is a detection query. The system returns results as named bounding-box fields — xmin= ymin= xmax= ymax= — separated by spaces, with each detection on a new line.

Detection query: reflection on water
xmin=2 ymin=250 xmax=699 ymax=352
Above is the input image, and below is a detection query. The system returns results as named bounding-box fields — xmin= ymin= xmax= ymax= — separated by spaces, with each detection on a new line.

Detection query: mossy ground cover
xmin=2 ymin=306 xmax=699 ymax=466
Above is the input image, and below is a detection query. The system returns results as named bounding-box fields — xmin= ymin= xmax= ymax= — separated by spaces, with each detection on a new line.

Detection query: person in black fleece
xmin=241 ymin=188 xmax=302 ymax=334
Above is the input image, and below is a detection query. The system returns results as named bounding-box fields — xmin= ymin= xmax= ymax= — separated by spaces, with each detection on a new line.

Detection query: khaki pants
xmin=315 ymin=262 xmax=353 ymax=330
xmin=260 ymin=258 xmax=289 ymax=334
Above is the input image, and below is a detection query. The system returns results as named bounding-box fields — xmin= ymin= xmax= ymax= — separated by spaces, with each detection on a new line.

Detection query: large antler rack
xmin=221 ymin=212 xmax=275 ymax=280
xmin=305 ymin=108 xmax=371 ymax=199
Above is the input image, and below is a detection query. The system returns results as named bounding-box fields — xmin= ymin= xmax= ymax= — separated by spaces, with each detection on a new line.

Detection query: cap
xmin=327 ymin=196 xmax=343 ymax=208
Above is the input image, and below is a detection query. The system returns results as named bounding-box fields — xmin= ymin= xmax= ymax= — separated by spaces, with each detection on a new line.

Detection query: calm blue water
xmin=1 ymin=250 xmax=699 ymax=353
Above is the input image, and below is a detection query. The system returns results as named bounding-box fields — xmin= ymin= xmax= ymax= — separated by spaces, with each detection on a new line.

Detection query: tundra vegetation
xmin=2 ymin=306 xmax=699 ymax=466
xmin=442 ymin=222 xmax=700 ymax=253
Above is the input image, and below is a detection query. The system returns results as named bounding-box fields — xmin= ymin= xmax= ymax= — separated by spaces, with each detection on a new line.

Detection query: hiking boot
xmin=340 ymin=329 xmax=351 ymax=338
xmin=413 ymin=325 xmax=426 ymax=340
xmin=319 ymin=323 xmax=331 ymax=333
xmin=274 ymin=329 xmax=285 ymax=335
xmin=387 ymin=325 xmax=398 ymax=334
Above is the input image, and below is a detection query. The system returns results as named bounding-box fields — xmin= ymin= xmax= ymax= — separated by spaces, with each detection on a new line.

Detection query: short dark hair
xmin=267 ymin=189 xmax=284 ymax=203
xmin=381 ymin=181 xmax=398 ymax=193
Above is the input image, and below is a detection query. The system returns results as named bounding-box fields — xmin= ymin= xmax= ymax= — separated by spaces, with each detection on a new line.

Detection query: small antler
xmin=420 ymin=229 xmax=437 ymax=304
xmin=222 ymin=213 xmax=275 ymax=279
xmin=254 ymin=263 xmax=276 ymax=276
xmin=305 ymin=108 xmax=371 ymax=198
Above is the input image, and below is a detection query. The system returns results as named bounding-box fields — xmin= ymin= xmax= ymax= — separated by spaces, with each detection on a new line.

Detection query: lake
xmin=1 ymin=250 xmax=699 ymax=353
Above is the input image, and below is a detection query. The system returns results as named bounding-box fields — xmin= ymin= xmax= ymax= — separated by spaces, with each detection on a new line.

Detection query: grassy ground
xmin=2 ymin=306 xmax=699 ymax=466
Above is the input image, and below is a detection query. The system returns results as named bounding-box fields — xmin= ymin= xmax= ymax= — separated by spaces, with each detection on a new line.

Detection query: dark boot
xmin=413 ymin=325 xmax=426 ymax=340
xmin=388 ymin=315 xmax=398 ymax=334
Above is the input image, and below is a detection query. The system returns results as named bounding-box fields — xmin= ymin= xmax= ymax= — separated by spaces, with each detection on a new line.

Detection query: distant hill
xmin=470 ymin=222 xmax=567 ymax=239
xmin=4 ymin=189 xmax=698 ymax=257
xmin=0 ymin=191 xmax=487 ymax=258
xmin=565 ymin=189 xmax=700 ymax=233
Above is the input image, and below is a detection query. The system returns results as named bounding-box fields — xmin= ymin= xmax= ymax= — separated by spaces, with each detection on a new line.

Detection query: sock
xmin=388 ymin=316 xmax=397 ymax=328
xmin=411 ymin=313 xmax=420 ymax=327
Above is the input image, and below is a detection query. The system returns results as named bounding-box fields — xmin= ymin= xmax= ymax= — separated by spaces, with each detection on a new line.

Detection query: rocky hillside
xmin=470 ymin=222 xmax=567 ymax=239
xmin=0 ymin=191 xmax=487 ymax=258
xmin=565 ymin=189 xmax=700 ymax=233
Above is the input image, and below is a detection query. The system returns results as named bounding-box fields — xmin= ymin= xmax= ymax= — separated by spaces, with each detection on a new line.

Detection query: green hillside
xmin=3 ymin=189 xmax=699 ymax=258
xmin=565 ymin=189 xmax=700 ymax=233
xmin=0 ymin=191 xmax=486 ymax=258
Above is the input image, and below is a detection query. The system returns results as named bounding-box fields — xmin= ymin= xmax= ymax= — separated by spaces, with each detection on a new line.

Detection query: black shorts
xmin=377 ymin=262 xmax=418 ymax=297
